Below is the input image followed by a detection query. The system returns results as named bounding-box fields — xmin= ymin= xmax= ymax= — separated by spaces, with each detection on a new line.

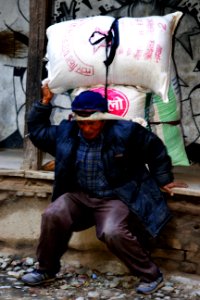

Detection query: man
xmin=21 ymin=84 xmax=186 ymax=294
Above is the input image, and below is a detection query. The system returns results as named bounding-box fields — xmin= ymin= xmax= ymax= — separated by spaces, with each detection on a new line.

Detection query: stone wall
xmin=0 ymin=174 xmax=200 ymax=275
xmin=154 ymin=195 xmax=200 ymax=274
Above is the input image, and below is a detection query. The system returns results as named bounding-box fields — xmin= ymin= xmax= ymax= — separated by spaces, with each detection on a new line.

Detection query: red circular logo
xmin=91 ymin=87 xmax=129 ymax=117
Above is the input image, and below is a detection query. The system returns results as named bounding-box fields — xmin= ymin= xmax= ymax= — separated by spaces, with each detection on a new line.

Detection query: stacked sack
xmin=43 ymin=12 xmax=189 ymax=166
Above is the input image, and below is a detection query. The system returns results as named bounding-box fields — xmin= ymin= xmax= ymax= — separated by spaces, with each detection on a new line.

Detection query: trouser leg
xmin=36 ymin=193 xmax=93 ymax=273
xmin=94 ymin=199 xmax=160 ymax=282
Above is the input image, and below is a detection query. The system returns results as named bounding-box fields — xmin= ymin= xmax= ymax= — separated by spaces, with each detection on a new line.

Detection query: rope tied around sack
xmin=89 ymin=18 xmax=120 ymax=101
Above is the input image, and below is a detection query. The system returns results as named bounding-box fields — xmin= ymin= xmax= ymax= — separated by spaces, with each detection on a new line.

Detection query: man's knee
xmin=97 ymin=226 xmax=123 ymax=244
xmin=42 ymin=204 xmax=64 ymax=226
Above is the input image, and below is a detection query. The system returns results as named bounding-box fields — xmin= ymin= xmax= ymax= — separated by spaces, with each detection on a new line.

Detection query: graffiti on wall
xmin=0 ymin=0 xmax=29 ymax=148
xmin=0 ymin=0 xmax=199 ymax=162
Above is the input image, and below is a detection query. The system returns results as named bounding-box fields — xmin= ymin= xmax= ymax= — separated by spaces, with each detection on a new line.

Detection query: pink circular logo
xmin=91 ymin=87 xmax=129 ymax=117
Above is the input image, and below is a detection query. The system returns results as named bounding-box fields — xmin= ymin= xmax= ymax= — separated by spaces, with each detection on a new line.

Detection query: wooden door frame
xmin=23 ymin=0 xmax=53 ymax=170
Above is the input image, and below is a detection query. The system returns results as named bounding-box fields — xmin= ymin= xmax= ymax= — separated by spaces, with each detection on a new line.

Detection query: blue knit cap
xmin=72 ymin=91 xmax=108 ymax=113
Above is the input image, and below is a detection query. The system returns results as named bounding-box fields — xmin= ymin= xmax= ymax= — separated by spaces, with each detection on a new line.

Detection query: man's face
xmin=77 ymin=120 xmax=105 ymax=140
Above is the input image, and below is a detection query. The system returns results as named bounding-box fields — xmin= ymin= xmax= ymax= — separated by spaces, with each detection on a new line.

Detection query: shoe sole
xmin=22 ymin=277 xmax=55 ymax=286
xmin=137 ymin=281 xmax=164 ymax=295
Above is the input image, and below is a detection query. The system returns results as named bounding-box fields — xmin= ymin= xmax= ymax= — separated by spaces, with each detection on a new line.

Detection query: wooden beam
xmin=23 ymin=0 xmax=53 ymax=170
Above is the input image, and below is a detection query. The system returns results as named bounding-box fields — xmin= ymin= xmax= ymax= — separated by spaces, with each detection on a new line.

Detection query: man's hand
xmin=161 ymin=181 xmax=188 ymax=196
xmin=41 ymin=84 xmax=54 ymax=105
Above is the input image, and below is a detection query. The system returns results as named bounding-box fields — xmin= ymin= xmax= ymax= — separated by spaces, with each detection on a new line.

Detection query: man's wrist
xmin=41 ymin=99 xmax=50 ymax=105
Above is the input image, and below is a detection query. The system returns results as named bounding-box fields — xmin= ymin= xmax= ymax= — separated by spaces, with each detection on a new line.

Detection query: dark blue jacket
xmin=28 ymin=101 xmax=174 ymax=237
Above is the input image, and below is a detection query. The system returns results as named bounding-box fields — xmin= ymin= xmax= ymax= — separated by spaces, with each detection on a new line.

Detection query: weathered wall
xmin=0 ymin=175 xmax=200 ymax=275
xmin=0 ymin=0 xmax=28 ymax=148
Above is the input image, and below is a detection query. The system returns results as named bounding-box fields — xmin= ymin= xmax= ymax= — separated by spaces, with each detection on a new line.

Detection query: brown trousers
xmin=37 ymin=192 xmax=160 ymax=282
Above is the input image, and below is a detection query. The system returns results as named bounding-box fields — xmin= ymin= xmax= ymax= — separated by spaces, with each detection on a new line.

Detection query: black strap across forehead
xmin=74 ymin=111 xmax=96 ymax=117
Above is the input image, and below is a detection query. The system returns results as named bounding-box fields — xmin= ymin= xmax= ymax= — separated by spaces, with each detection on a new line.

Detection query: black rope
xmin=89 ymin=18 xmax=120 ymax=102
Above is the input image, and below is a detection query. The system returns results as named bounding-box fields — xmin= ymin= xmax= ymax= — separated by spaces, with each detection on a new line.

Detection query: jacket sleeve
xmin=27 ymin=100 xmax=57 ymax=156
xmin=131 ymin=122 xmax=174 ymax=187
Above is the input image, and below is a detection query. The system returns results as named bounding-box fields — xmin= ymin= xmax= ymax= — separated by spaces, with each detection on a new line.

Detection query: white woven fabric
xmin=43 ymin=12 xmax=183 ymax=102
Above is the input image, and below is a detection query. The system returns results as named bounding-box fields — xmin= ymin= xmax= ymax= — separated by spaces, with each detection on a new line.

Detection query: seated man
xmin=21 ymin=85 xmax=186 ymax=294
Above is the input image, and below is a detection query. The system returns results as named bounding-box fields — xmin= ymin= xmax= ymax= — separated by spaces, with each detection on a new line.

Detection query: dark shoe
xmin=136 ymin=274 xmax=164 ymax=295
xmin=21 ymin=270 xmax=56 ymax=286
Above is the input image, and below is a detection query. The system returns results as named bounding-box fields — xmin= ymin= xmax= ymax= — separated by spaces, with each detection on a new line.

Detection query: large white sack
xmin=71 ymin=84 xmax=147 ymax=121
xmin=43 ymin=12 xmax=183 ymax=102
